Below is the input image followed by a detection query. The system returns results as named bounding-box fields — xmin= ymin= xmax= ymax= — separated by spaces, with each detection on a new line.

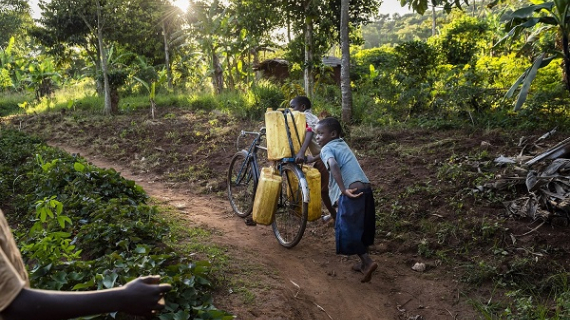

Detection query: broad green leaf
xmin=554 ymin=0 xmax=570 ymax=19
xmin=507 ymin=3 xmax=554 ymax=20
xmin=505 ymin=72 xmax=526 ymax=98
xmin=72 ymin=278 xmax=95 ymax=290
xmin=56 ymin=215 xmax=72 ymax=228
xmin=527 ymin=25 xmax=555 ymax=42
xmin=52 ymin=231 xmax=71 ymax=238
xmin=53 ymin=200 xmax=63 ymax=215
xmin=74 ymin=162 xmax=85 ymax=173
xmin=494 ymin=19 xmax=542 ymax=48
xmin=135 ymin=245 xmax=148 ymax=254
xmin=102 ymin=273 xmax=119 ymax=289
xmin=514 ymin=53 xmax=545 ymax=111
xmin=172 ymin=310 xmax=191 ymax=320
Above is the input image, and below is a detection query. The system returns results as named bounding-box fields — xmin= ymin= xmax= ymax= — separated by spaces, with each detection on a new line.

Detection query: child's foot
xmin=352 ymin=262 xmax=363 ymax=274
xmin=360 ymin=262 xmax=378 ymax=283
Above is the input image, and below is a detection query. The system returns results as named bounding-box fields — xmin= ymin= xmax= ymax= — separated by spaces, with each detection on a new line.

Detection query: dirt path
xmin=54 ymin=144 xmax=476 ymax=320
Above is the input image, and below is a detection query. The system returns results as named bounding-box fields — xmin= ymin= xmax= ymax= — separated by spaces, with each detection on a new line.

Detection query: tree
xmin=340 ymin=0 xmax=352 ymax=122
xmin=433 ymin=13 xmax=489 ymax=65
xmin=186 ymin=0 xmax=232 ymax=93
xmin=495 ymin=2 xmax=570 ymax=110
xmin=279 ymin=0 xmax=381 ymax=98
xmin=401 ymin=0 xmax=469 ymax=15
xmin=0 ymin=0 xmax=30 ymax=46
xmin=33 ymin=0 xmax=179 ymax=114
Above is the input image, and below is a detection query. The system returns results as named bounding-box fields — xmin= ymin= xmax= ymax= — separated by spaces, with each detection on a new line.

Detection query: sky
xmin=379 ymin=0 xmax=414 ymax=16
xmin=29 ymin=0 xmax=414 ymax=19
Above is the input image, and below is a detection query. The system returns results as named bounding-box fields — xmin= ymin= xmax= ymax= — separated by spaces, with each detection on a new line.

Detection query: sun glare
xmin=172 ymin=0 xmax=189 ymax=12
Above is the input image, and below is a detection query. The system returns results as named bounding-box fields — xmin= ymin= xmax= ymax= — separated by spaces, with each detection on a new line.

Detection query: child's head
xmin=289 ymin=96 xmax=312 ymax=112
xmin=315 ymin=117 xmax=342 ymax=147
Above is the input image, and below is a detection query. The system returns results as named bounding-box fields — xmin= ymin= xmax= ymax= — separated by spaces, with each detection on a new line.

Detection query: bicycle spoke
xmin=228 ymin=151 xmax=256 ymax=217
xmin=272 ymin=164 xmax=308 ymax=248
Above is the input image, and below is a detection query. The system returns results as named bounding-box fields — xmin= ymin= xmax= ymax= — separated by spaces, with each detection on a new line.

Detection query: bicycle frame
xmin=234 ymin=129 xmax=266 ymax=189
xmin=279 ymin=157 xmax=311 ymax=205
xmin=235 ymin=128 xmax=310 ymax=205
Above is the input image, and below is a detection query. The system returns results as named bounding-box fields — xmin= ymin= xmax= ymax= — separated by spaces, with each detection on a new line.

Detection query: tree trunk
xmin=96 ymin=1 xmax=112 ymax=115
xmin=162 ymin=21 xmax=173 ymax=89
xmin=110 ymin=88 xmax=119 ymax=114
xmin=340 ymin=0 xmax=352 ymax=123
xmin=431 ymin=5 xmax=436 ymax=36
xmin=212 ymin=50 xmax=224 ymax=93
xmin=304 ymin=14 xmax=314 ymax=98
xmin=563 ymin=33 xmax=570 ymax=92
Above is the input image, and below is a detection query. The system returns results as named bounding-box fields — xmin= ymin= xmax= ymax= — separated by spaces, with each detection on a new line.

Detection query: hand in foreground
xmin=121 ymin=275 xmax=172 ymax=317
xmin=342 ymin=188 xmax=363 ymax=198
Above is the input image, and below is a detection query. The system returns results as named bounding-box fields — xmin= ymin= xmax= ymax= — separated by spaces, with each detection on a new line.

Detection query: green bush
xmin=0 ymin=128 xmax=232 ymax=320
xmin=251 ymin=80 xmax=285 ymax=112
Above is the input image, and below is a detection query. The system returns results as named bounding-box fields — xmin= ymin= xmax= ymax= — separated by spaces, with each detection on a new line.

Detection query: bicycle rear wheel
xmin=272 ymin=163 xmax=308 ymax=248
xmin=227 ymin=150 xmax=256 ymax=217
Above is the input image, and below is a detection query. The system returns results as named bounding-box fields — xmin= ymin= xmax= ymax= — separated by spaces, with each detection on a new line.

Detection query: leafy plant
xmin=496 ymin=1 xmax=570 ymax=110
xmin=0 ymin=129 xmax=233 ymax=319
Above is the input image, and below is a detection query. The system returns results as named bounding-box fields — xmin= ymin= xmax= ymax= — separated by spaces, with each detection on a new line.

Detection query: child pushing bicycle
xmin=309 ymin=117 xmax=378 ymax=283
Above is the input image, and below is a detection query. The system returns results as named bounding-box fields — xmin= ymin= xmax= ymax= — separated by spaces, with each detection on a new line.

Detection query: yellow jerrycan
xmin=285 ymin=165 xmax=321 ymax=221
xmin=252 ymin=166 xmax=281 ymax=225
xmin=265 ymin=108 xmax=306 ymax=160
xmin=303 ymin=165 xmax=321 ymax=221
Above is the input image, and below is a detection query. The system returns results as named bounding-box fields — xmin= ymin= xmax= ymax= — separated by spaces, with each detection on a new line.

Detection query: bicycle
xmin=227 ymin=127 xmax=310 ymax=248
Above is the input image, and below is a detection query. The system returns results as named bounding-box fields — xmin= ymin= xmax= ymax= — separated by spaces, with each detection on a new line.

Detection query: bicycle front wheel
xmin=227 ymin=150 xmax=256 ymax=217
xmin=272 ymin=163 xmax=308 ymax=248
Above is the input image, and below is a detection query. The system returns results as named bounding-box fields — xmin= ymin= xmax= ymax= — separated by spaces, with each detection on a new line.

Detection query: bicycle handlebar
xmin=240 ymin=127 xmax=266 ymax=137
xmin=236 ymin=127 xmax=266 ymax=152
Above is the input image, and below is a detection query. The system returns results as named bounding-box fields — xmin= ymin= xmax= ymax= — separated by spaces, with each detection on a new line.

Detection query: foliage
xmin=430 ymin=13 xmax=490 ymax=65
xmin=0 ymin=129 xmax=232 ymax=320
xmin=401 ymin=0 xmax=469 ymax=15
xmin=0 ymin=0 xmax=31 ymax=47
xmin=360 ymin=12 xmax=434 ymax=47
xmin=496 ymin=1 xmax=570 ymax=111
xmin=394 ymin=40 xmax=438 ymax=115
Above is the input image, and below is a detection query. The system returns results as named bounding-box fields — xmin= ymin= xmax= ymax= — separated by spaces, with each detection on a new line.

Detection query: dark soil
xmin=7 ymin=107 xmax=570 ymax=320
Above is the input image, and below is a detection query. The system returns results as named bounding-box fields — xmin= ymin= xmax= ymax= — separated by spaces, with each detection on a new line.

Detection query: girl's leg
xmin=358 ymin=253 xmax=377 ymax=283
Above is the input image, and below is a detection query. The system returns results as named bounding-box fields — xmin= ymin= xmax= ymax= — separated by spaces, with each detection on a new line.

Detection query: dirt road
xmin=54 ymin=143 xmax=476 ymax=320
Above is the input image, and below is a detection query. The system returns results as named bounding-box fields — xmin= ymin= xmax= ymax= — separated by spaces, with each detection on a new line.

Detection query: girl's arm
xmin=2 ymin=275 xmax=171 ymax=320
xmin=327 ymin=158 xmax=362 ymax=198
xmin=295 ymin=131 xmax=314 ymax=163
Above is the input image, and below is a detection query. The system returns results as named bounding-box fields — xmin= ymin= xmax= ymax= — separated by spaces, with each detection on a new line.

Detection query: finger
xmin=158 ymin=283 xmax=172 ymax=293
xmin=140 ymin=275 xmax=161 ymax=284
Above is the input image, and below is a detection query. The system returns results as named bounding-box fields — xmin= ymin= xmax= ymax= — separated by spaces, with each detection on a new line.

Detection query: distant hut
xmin=321 ymin=56 xmax=342 ymax=86
xmin=253 ymin=59 xmax=290 ymax=83
xmin=253 ymin=56 xmax=342 ymax=86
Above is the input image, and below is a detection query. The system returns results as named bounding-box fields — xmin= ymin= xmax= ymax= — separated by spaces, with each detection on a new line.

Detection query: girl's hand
xmin=343 ymin=188 xmax=363 ymax=198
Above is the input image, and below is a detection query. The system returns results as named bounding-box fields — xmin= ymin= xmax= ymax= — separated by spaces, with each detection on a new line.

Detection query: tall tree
xmin=340 ymin=0 xmax=352 ymax=122
xmin=33 ymin=0 xmax=180 ymax=112
xmin=0 ymin=0 xmax=30 ymax=46
xmin=157 ymin=3 xmax=186 ymax=89
xmin=279 ymin=0 xmax=381 ymax=97
xmin=186 ymin=0 xmax=232 ymax=93
xmin=231 ymin=0 xmax=282 ymax=87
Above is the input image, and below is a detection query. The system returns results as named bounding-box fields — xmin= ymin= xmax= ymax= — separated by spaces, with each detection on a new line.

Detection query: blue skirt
xmin=335 ymin=188 xmax=376 ymax=255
